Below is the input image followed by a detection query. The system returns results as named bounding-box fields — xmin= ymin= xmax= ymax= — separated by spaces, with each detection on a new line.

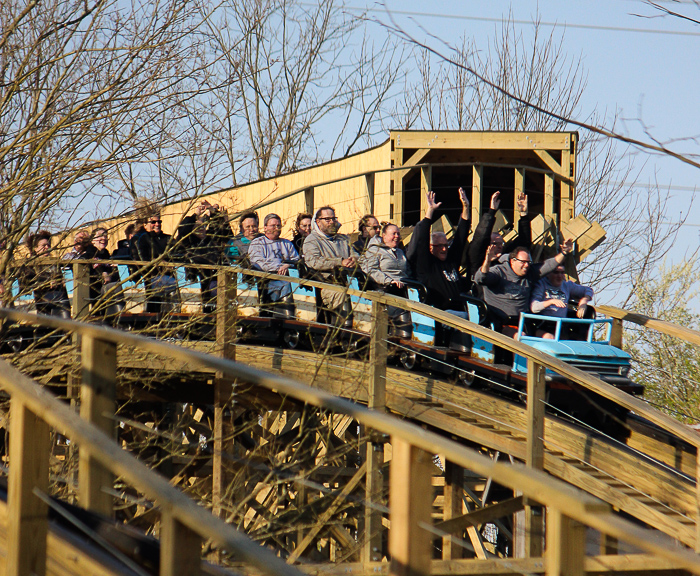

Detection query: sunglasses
xmin=148 ymin=219 xmax=162 ymax=224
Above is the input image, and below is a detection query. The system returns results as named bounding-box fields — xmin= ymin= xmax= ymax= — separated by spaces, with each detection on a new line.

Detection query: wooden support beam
xmin=546 ymin=508 xmax=585 ymax=576
xmin=600 ymin=533 xmax=618 ymax=555
xmin=304 ymin=187 xmax=315 ymax=215
xmin=7 ymin=398 xmax=50 ymax=576
xmin=389 ymin=437 xmax=433 ymax=576
xmin=544 ymin=173 xmax=555 ymax=228
xmin=394 ymin=148 xmax=431 ymax=180
xmin=365 ymin=174 xmax=375 ymax=215
xmin=364 ymin=440 xmax=385 ymax=563
xmin=435 ymin=496 xmax=525 ymax=536
xmin=514 ymin=168 xmax=524 ymax=227
xmin=420 ymin=165 xmax=432 ymax=217
xmin=560 ymin=149 xmax=574 ymax=224
xmin=471 ymin=165 xmax=483 ymax=228
xmin=442 ymin=462 xmax=463 ymax=560
xmin=526 ymin=359 xmax=545 ymax=471
xmin=392 ymin=131 xmax=572 ymax=151
xmin=289 ymin=463 xmax=367 ymax=563
xmin=392 ymin=147 xmax=404 ymax=226
xmin=533 ymin=150 xmax=562 ymax=174
xmin=213 ymin=270 xmax=237 ymax=521
xmin=160 ymin=511 xmax=202 ymax=576
xmin=611 ymin=318 xmax=623 ymax=349
xmin=79 ymin=335 xmax=117 ymax=517
xmin=364 ymin=301 xmax=388 ymax=562
xmin=369 ymin=301 xmax=388 ymax=412
xmin=72 ymin=261 xmax=90 ymax=319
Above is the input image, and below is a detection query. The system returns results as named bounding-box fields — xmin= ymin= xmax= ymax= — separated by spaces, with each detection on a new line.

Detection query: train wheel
xmin=284 ymin=330 xmax=300 ymax=349
xmin=399 ymin=350 xmax=417 ymax=371
xmin=455 ymin=369 xmax=476 ymax=387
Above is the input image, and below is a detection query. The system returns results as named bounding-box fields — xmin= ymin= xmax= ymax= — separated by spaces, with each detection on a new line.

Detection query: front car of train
xmin=512 ymin=314 xmax=643 ymax=423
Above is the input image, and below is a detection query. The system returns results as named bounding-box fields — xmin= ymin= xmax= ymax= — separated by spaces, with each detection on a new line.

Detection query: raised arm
xmin=468 ymin=191 xmax=500 ymax=275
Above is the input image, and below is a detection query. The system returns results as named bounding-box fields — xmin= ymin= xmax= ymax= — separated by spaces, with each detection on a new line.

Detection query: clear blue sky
xmin=351 ymin=0 xmax=700 ymax=233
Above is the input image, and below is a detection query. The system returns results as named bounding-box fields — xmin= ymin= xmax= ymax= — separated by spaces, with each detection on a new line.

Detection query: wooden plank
xmin=160 ymin=511 xmax=202 ymax=576
xmin=471 ymin=165 xmax=483 ymax=227
xmin=435 ymin=495 xmax=525 ymax=536
xmin=442 ymin=462 xmax=463 ymax=560
xmin=72 ymin=261 xmax=90 ymax=319
xmin=513 ymin=168 xmax=524 ymax=227
xmin=525 ymin=359 xmax=545 ymax=558
xmin=544 ymin=173 xmax=555 ymax=226
xmin=296 ymin=554 xmax=694 ymax=575
xmin=304 ymin=187 xmax=315 ymax=215
xmin=546 ymin=508 xmax=585 ymax=576
xmin=560 ymin=214 xmax=592 ymax=242
xmin=7 ymin=398 xmax=50 ymax=576
xmin=365 ymin=300 xmax=388 ymax=562
xmin=533 ymin=150 xmax=562 ymax=174
xmin=560 ymin=148 xmax=574 ymax=224
xmin=611 ymin=318 xmax=623 ymax=349
xmin=214 ymin=269 xmax=237 ymax=520
xmin=365 ymin=174 xmax=375 ymax=215
xmin=394 ymin=148 xmax=431 ymax=180
xmin=392 ymin=146 xmax=404 ymax=226
xmin=577 ymin=221 xmax=606 ymax=261
xmin=420 ymin=165 xmax=432 ymax=217
xmin=364 ymin=438 xmax=385 ymax=562
xmin=389 ymin=438 xmax=433 ymax=576
xmin=392 ymin=131 xmax=572 ymax=151
xmin=369 ymin=301 xmax=388 ymax=411
xmin=79 ymin=335 xmax=117 ymax=517
xmin=526 ymin=359 xmax=545 ymax=471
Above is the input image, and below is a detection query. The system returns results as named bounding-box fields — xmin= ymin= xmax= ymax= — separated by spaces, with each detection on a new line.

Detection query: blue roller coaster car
xmin=512 ymin=313 xmax=642 ymax=396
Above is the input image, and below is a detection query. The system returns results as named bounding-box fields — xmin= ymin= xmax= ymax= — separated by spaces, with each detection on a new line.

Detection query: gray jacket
xmin=303 ymin=211 xmax=352 ymax=274
xmin=360 ymin=236 xmax=411 ymax=286
xmin=474 ymin=256 xmax=560 ymax=319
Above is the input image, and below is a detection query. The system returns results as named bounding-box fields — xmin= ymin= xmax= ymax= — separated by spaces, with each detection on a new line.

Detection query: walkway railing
xmin=3 ymin=266 xmax=700 ymax=574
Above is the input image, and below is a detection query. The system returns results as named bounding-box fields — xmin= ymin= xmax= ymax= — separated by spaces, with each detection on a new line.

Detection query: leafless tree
xmin=199 ymin=0 xmax=405 ymax=182
xmin=0 ymin=0 xmax=210 ymax=281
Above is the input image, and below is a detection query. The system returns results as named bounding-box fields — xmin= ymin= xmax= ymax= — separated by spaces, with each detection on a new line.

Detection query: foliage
xmin=625 ymin=260 xmax=700 ymax=423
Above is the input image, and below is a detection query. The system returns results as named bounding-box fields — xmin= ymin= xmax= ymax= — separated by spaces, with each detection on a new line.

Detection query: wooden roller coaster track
xmin=1 ymin=269 xmax=700 ymax=576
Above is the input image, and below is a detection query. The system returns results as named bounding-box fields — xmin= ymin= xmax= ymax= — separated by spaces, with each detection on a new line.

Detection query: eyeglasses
xmin=148 ymin=220 xmax=162 ymax=225
xmin=512 ymin=257 xmax=532 ymax=265
xmin=317 ymin=216 xmax=338 ymax=222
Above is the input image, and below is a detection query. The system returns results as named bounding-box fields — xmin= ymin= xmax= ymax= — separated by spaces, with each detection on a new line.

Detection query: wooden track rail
xmin=3 ymin=276 xmax=700 ymax=575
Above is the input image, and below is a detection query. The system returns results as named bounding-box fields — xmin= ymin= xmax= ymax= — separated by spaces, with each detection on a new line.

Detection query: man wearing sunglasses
xmin=475 ymin=239 xmax=573 ymax=337
xmin=303 ymin=206 xmax=356 ymax=314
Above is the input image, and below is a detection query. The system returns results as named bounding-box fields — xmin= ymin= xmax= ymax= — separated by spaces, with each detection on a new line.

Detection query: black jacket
xmin=410 ymin=214 xmax=471 ymax=309
xmin=468 ymin=209 xmax=532 ymax=276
